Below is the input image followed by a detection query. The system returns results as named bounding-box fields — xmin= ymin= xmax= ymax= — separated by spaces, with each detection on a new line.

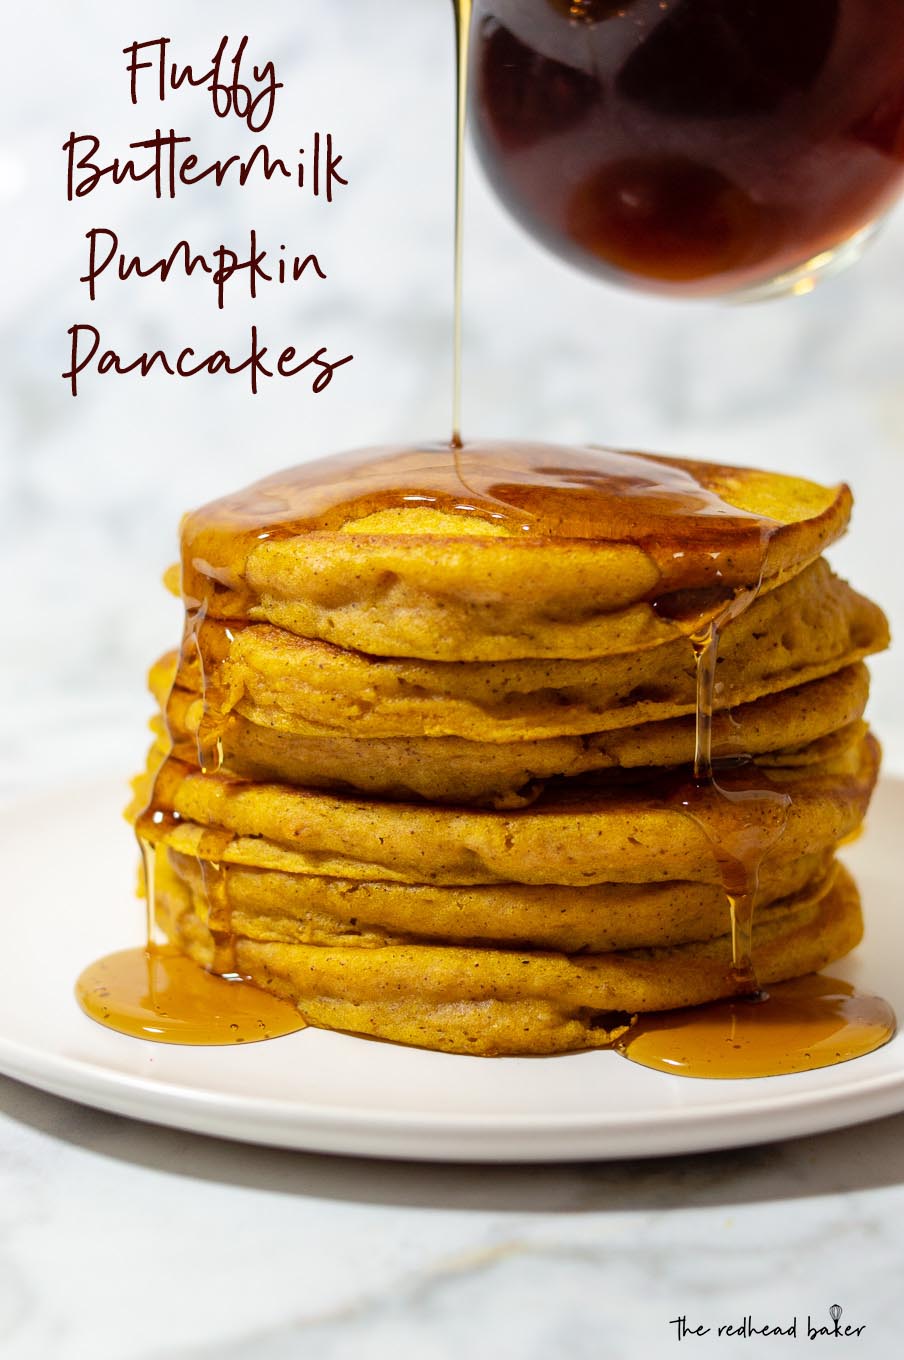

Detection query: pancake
xmin=160 ymin=558 xmax=887 ymax=744
xmin=133 ymin=730 xmax=879 ymax=888
xmin=165 ymin=844 xmax=836 ymax=954
xmin=124 ymin=442 xmax=887 ymax=1063
xmin=178 ymin=441 xmax=852 ymax=661
xmin=157 ymin=667 xmax=870 ymax=806
xmin=155 ymin=852 xmax=863 ymax=1056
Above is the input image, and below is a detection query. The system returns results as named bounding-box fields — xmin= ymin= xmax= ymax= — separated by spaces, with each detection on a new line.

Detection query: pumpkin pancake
xmin=164 ymin=844 xmax=836 ymax=954
xmin=156 ymin=666 xmax=870 ymax=806
xmin=132 ymin=730 xmax=879 ymax=888
xmin=177 ymin=441 xmax=852 ymax=661
xmin=153 ymin=852 xmax=863 ymax=1056
xmin=124 ymin=443 xmax=887 ymax=1063
xmin=158 ymin=558 xmax=887 ymax=744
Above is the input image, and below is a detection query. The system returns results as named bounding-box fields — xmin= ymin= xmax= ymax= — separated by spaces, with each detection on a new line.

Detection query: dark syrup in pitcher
xmin=471 ymin=0 xmax=904 ymax=295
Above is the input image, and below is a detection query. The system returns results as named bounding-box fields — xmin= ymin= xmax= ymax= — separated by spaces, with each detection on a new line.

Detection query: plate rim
xmin=2 ymin=776 xmax=903 ymax=1161
xmin=4 ymin=1034 xmax=904 ymax=1161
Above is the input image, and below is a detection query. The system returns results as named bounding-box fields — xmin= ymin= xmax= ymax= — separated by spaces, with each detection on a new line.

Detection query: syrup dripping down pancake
xmin=108 ymin=441 xmax=891 ymax=1065
xmin=178 ymin=441 xmax=852 ymax=661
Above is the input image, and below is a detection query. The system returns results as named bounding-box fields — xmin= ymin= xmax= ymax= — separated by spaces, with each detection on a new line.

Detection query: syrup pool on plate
xmin=615 ymin=976 xmax=896 ymax=1079
xmin=75 ymin=944 xmax=306 ymax=1045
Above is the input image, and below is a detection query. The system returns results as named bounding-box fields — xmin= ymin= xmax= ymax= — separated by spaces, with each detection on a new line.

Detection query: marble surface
xmin=2 ymin=2 xmax=904 ymax=1355
xmin=2 ymin=1073 xmax=904 ymax=1359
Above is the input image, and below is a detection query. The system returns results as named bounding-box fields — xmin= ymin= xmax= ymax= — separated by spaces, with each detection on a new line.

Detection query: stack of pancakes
xmin=131 ymin=442 xmax=888 ymax=1055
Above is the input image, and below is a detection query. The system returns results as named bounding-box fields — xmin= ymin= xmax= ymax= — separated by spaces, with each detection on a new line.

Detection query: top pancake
xmin=178 ymin=441 xmax=851 ymax=660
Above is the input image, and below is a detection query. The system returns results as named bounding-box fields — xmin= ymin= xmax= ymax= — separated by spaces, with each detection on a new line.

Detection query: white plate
xmin=1 ymin=777 xmax=903 ymax=1162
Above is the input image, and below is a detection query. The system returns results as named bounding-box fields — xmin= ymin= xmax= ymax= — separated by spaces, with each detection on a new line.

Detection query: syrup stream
xmin=451 ymin=1 xmax=473 ymax=448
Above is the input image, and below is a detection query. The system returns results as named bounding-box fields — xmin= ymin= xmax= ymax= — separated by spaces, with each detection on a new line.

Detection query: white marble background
xmin=1 ymin=4 xmax=904 ymax=1356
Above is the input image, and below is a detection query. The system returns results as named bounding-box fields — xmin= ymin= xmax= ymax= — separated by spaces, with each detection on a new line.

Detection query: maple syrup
xmin=452 ymin=1 xmax=473 ymax=445
xmin=75 ymin=945 xmax=305 ymax=1045
xmin=615 ymin=562 xmax=893 ymax=1077
xmin=616 ymin=975 xmax=895 ymax=1079
xmin=471 ymin=0 xmax=904 ymax=296
xmin=669 ymin=582 xmax=791 ymax=994
xmin=75 ymin=0 xmax=894 ymax=1075
xmin=177 ymin=438 xmax=786 ymax=615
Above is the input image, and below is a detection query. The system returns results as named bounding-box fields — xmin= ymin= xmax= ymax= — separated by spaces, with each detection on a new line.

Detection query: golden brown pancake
xmin=165 ymin=844 xmax=836 ymax=954
xmin=133 ymin=730 xmax=879 ymax=888
xmin=159 ymin=558 xmax=886 ymax=744
xmin=154 ymin=852 xmax=862 ymax=1056
xmin=156 ymin=667 xmax=870 ymax=806
xmin=177 ymin=441 xmax=852 ymax=661
xmin=129 ymin=443 xmax=886 ymax=1060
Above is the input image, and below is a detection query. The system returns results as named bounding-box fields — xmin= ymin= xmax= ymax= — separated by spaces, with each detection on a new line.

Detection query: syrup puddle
xmin=75 ymin=944 xmax=305 ymax=1045
xmin=615 ymin=975 xmax=895 ymax=1079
